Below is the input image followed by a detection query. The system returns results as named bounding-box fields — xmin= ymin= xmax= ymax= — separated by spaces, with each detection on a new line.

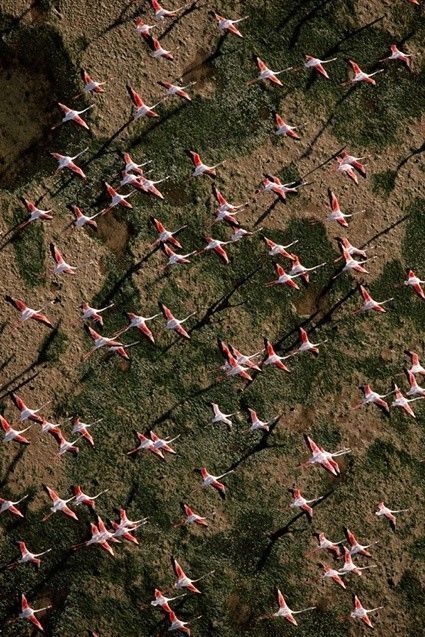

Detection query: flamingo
xmin=122 ymin=152 xmax=151 ymax=176
xmin=0 ymin=494 xmax=28 ymax=518
xmin=117 ymin=507 xmax=147 ymax=529
xmin=19 ymin=594 xmax=51 ymax=633
xmin=210 ymin=403 xmax=237 ymax=428
xmin=5 ymin=295 xmax=54 ymax=328
xmin=299 ymin=434 xmax=351 ymax=476
xmin=249 ymin=57 xmax=293 ymax=86
xmin=203 ymin=236 xmax=231 ymax=264
xmin=159 ymin=303 xmax=195 ymax=339
xmin=69 ymin=205 xmax=102 ymax=230
xmin=162 ymin=243 xmax=197 ymax=266
xmin=101 ymin=182 xmax=134 ymax=214
xmin=320 ymin=563 xmax=347 ymax=589
xmin=306 ymin=532 xmax=344 ymax=559
xmin=50 ymin=430 xmax=80 ymax=455
xmin=151 ymin=589 xmax=186 ymax=613
xmin=405 ymin=370 xmax=425 ymax=397
xmin=71 ymin=416 xmax=102 ymax=446
xmin=167 ymin=611 xmax=201 ymax=636
xmin=406 ymin=350 xmax=425 ymax=375
xmin=391 ymin=383 xmax=423 ymax=418
xmin=40 ymin=419 xmax=61 ymax=435
xmin=258 ymin=175 xmax=304 ymax=201
xmin=150 ymin=430 xmax=179 ymax=454
xmin=350 ymin=594 xmax=383 ymax=629
xmin=50 ymin=147 xmax=88 ymax=179
xmin=83 ymin=325 xmax=130 ymax=360
xmin=288 ymin=253 xmax=326 ymax=283
xmin=336 ymin=236 xmax=367 ymax=260
xmin=78 ymin=69 xmax=107 ymax=95
xmin=380 ymin=44 xmax=412 ymax=69
xmin=43 ymin=486 xmax=77 ymax=521
xmin=71 ymin=485 xmax=108 ymax=508
xmin=138 ymin=174 xmax=169 ymax=199
xmin=111 ymin=520 xmax=143 ymax=544
xmin=158 ymin=80 xmax=193 ymax=101
xmin=172 ymin=557 xmax=215 ymax=594
xmin=150 ymin=0 xmax=185 ymax=20
xmin=375 ymin=501 xmax=409 ymax=531
xmin=356 ymin=284 xmax=393 ymax=313
xmin=230 ymin=227 xmax=259 ymax=242
xmin=151 ymin=37 xmax=174 ymax=60
xmin=304 ymin=54 xmax=337 ymax=78
xmin=296 ymin=328 xmax=327 ymax=355
xmin=336 ymin=158 xmax=360 ymax=184
xmin=270 ymin=589 xmax=315 ymax=625
xmin=326 ymin=189 xmax=356 ymax=227
xmin=222 ymin=354 xmax=253 ymax=381
xmin=212 ymin=185 xmax=248 ymax=225
xmin=246 ymin=408 xmax=275 ymax=433
xmin=229 ymin=344 xmax=262 ymax=371
xmin=343 ymin=59 xmax=384 ymax=85
xmin=187 ymin=150 xmax=224 ymax=177
xmin=124 ymin=311 xmax=160 ymax=343
xmin=338 ymin=150 xmax=367 ymax=177
xmin=344 ymin=527 xmax=378 ymax=558
xmin=12 ymin=198 xmax=53 ymax=232
xmin=333 ymin=247 xmax=371 ymax=277
xmin=274 ymin=113 xmax=301 ymax=138
xmin=198 ymin=467 xmax=234 ymax=497
xmin=14 ymin=542 xmax=51 ymax=568
xmin=52 ymin=102 xmax=93 ymax=130
xmin=214 ymin=13 xmax=248 ymax=37
xmin=11 ymin=393 xmax=50 ymax=423
xmin=134 ymin=17 xmax=156 ymax=38
xmin=289 ymin=484 xmax=322 ymax=522
xmin=175 ymin=503 xmax=209 ymax=527
xmin=404 ymin=269 xmax=425 ymax=299
xmin=354 ymin=384 xmax=391 ymax=413
xmin=50 ymin=242 xmax=77 ymax=275
xmin=263 ymin=236 xmax=299 ymax=259
xmin=263 ymin=338 xmax=293 ymax=371
xmin=127 ymin=85 xmax=162 ymax=119
xmin=150 ymin=217 xmax=187 ymax=248
xmin=127 ymin=432 xmax=165 ymax=459
xmin=266 ymin=263 xmax=301 ymax=289
xmin=338 ymin=546 xmax=376 ymax=576
xmin=73 ymin=521 xmax=115 ymax=556
xmin=0 ymin=415 xmax=31 ymax=444
xmin=80 ymin=302 xmax=114 ymax=327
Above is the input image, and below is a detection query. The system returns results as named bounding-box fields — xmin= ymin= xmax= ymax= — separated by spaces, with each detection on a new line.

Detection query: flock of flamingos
xmin=1 ymin=0 xmax=422 ymax=634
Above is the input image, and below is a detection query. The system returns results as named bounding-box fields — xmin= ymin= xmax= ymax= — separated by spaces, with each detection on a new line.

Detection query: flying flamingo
xmin=117 ymin=507 xmax=147 ymax=529
xmin=101 ymin=182 xmax=134 ymax=214
xmin=150 ymin=37 xmax=174 ymax=61
xmin=70 ymin=416 xmax=102 ymax=446
xmin=210 ymin=403 xmax=237 ymax=428
xmin=391 ymin=383 xmax=423 ymax=418
xmin=289 ymin=484 xmax=323 ymax=522
xmin=257 ymin=175 xmax=304 ymax=201
xmin=404 ymin=269 xmax=425 ymax=299
xmin=266 ymin=263 xmax=301 ymax=289
xmin=50 ymin=242 xmax=77 ymax=275
xmin=9 ymin=198 xmax=53 ymax=233
xmin=0 ymin=415 xmax=31 ymax=445
xmin=212 ymin=185 xmax=248 ymax=225
xmin=150 ymin=0 xmax=185 ymax=20
xmin=83 ymin=325 xmax=131 ymax=360
xmin=263 ymin=236 xmax=299 ymax=258
xmin=5 ymin=295 xmax=54 ymax=328
xmin=52 ymin=102 xmax=93 ymax=130
xmin=305 ymin=532 xmax=344 ymax=559
xmin=304 ymin=54 xmax=337 ymax=78
xmin=202 ymin=236 xmax=232 ymax=264
xmin=246 ymin=408 xmax=276 ymax=433
xmin=343 ymin=59 xmax=384 ymax=85
xmin=151 ymin=589 xmax=186 ymax=613
xmin=299 ymin=434 xmax=351 ymax=476
xmin=336 ymin=158 xmax=360 ymax=184
xmin=150 ymin=216 xmax=187 ymax=248
xmin=127 ymin=432 xmax=165 ymax=459
xmin=198 ymin=467 xmax=234 ymax=497
xmin=50 ymin=430 xmax=80 ymax=455
xmin=50 ymin=147 xmax=88 ymax=179
xmin=71 ymin=485 xmax=108 ymax=508
xmin=158 ymin=80 xmax=193 ymax=101
xmin=80 ymin=302 xmax=114 ymax=327
xmin=296 ymin=328 xmax=327 ymax=355
xmin=230 ymin=227 xmax=260 ymax=242
xmin=249 ymin=57 xmax=293 ymax=86
xmin=167 ymin=611 xmax=201 ymax=636
xmin=172 ymin=557 xmax=215 ymax=594
xmin=174 ymin=503 xmax=209 ymax=527
xmin=405 ymin=370 xmax=425 ymax=397
xmin=326 ymin=189 xmax=357 ymax=227
xmin=262 ymin=338 xmax=293 ymax=371
xmin=122 ymin=152 xmax=152 ymax=176
xmin=127 ymin=85 xmax=162 ymax=119
xmin=111 ymin=519 xmax=143 ymax=544
xmin=134 ymin=17 xmax=156 ymax=38
xmin=69 ymin=205 xmax=102 ymax=230
xmin=19 ymin=594 xmax=51 ymax=633
xmin=320 ymin=563 xmax=347 ymax=589
xmin=72 ymin=521 xmax=115 ymax=556
xmin=75 ymin=69 xmax=107 ymax=96
xmin=187 ymin=150 xmax=224 ymax=177
xmin=214 ymin=13 xmax=248 ymax=37
xmin=375 ymin=501 xmax=409 ymax=531
xmin=150 ymin=430 xmax=179 ymax=454
xmin=222 ymin=354 xmax=253 ymax=381
xmin=356 ymin=284 xmax=393 ymax=313
xmin=338 ymin=150 xmax=367 ymax=177
xmin=335 ymin=236 xmax=367 ymax=260
xmin=288 ymin=253 xmax=326 ymax=283
xmin=344 ymin=527 xmax=378 ymax=557
xmin=338 ymin=546 xmax=376 ymax=576
xmin=229 ymin=345 xmax=262 ymax=371
xmin=350 ymin=594 xmax=383 ymax=629
xmin=124 ymin=311 xmax=161 ymax=343
xmin=274 ymin=113 xmax=301 ymax=138
xmin=12 ymin=542 xmax=51 ymax=568
xmin=43 ymin=486 xmax=77 ymax=522
xmin=11 ymin=393 xmax=50 ymax=423
xmin=159 ymin=303 xmax=195 ymax=339
xmin=333 ymin=247 xmax=371 ymax=277
xmin=138 ymin=174 xmax=169 ymax=199
xmin=0 ymin=494 xmax=28 ymax=518
xmin=406 ymin=350 xmax=425 ymax=375
xmin=380 ymin=44 xmax=412 ymax=69
xmin=268 ymin=589 xmax=315 ymax=625
xmin=354 ymin=384 xmax=391 ymax=413
xmin=162 ymin=243 xmax=197 ymax=266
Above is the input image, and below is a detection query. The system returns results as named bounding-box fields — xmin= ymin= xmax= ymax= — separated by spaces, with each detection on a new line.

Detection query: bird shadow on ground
xmin=287 ymin=0 xmax=335 ymax=48
xmin=161 ymin=0 xmax=202 ymax=39
xmin=225 ymin=417 xmax=283 ymax=472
